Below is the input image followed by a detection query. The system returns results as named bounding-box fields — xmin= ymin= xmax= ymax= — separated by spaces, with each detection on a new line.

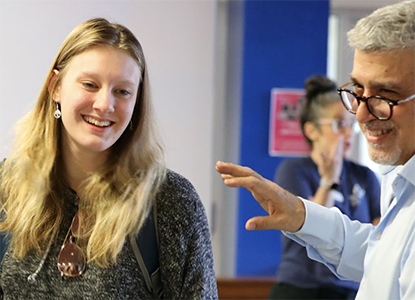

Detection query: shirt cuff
xmin=289 ymin=197 xmax=339 ymax=245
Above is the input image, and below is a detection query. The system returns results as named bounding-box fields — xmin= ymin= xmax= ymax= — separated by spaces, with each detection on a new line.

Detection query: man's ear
xmin=304 ymin=121 xmax=319 ymax=142
xmin=48 ymin=69 xmax=61 ymax=103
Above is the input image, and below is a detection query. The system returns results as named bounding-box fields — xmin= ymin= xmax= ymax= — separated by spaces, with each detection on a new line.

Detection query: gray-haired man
xmin=217 ymin=1 xmax=415 ymax=299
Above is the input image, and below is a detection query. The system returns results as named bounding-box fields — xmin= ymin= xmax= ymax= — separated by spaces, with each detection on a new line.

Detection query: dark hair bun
xmin=305 ymin=75 xmax=337 ymax=101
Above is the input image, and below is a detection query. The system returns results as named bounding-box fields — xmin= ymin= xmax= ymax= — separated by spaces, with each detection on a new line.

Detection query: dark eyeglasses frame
xmin=337 ymin=82 xmax=415 ymax=121
xmin=57 ymin=212 xmax=87 ymax=277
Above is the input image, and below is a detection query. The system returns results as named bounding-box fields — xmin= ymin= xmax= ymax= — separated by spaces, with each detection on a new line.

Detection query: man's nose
xmin=355 ymin=100 xmax=376 ymax=123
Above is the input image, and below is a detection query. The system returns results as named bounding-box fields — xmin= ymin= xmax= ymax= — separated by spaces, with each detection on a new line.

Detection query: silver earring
xmin=129 ymin=120 xmax=134 ymax=131
xmin=54 ymin=103 xmax=61 ymax=119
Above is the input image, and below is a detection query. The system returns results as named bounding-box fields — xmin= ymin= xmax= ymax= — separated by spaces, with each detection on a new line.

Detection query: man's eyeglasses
xmin=337 ymin=82 xmax=415 ymax=120
xmin=57 ymin=212 xmax=87 ymax=277
xmin=317 ymin=119 xmax=357 ymax=134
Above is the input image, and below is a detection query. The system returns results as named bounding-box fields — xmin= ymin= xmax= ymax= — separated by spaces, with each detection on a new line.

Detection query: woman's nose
xmin=93 ymin=90 xmax=115 ymax=113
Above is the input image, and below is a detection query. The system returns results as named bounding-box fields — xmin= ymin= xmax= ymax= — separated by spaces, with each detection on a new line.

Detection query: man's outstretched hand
xmin=216 ymin=161 xmax=306 ymax=233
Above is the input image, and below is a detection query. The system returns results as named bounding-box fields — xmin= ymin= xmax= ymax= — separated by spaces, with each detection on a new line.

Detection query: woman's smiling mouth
xmin=83 ymin=115 xmax=112 ymax=127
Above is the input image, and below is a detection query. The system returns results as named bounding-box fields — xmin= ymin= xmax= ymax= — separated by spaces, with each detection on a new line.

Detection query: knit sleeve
xmin=156 ymin=170 xmax=218 ymax=299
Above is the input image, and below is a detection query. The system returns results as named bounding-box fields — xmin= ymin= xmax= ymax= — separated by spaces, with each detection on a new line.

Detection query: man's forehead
xmin=351 ymin=49 xmax=415 ymax=91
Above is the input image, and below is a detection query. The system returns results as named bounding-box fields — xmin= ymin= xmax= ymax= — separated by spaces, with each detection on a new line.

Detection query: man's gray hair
xmin=348 ymin=1 xmax=415 ymax=51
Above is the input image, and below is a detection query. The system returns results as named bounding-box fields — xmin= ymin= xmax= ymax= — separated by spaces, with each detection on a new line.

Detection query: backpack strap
xmin=0 ymin=233 xmax=9 ymax=263
xmin=130 ymin=205 xmax=163 ymax=299
xmin=0 ymin=209 xmax=9 ymax=263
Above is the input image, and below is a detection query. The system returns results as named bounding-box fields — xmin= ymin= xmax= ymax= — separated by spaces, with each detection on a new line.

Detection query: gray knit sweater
xmin=0 ymin=170 xmax=218 ymax=299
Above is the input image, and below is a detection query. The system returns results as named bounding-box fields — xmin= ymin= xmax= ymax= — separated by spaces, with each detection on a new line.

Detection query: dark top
xmin=0 ymin=169 xmax=218 ymax=299
xmin=276 ymin=157 xmax=381 ymax=290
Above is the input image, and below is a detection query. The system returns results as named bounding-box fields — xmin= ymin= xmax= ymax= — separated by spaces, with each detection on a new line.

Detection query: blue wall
xmin=237 ymin=0 xmax=330 ymax=276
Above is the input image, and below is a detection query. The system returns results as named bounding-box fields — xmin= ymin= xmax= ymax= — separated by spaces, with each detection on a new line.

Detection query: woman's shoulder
xmin=154 ymin=170 xmax=209 ymax=242
xmin=155 ymin=169 xmax=201 ymax=212
xmin=164 ymin=169 xmax=194 ymax=187
xmin=160 ymin=169 xmax=198 ymax=196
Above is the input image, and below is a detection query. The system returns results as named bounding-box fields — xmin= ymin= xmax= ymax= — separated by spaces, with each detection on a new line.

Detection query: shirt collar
xmin=380 ymin=164 xmax=397 ymax=176
xmin=380 ymin=154 xmax=415 ymax=184
xmin=398 ymin=154 xmax=415 ymax=186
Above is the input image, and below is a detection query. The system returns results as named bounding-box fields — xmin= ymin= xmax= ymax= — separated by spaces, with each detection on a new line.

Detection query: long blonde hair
xmin=0 ymin=18 xmax=166 ymax=267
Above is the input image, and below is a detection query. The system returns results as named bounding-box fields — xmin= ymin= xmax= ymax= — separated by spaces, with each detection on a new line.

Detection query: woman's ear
xmin=304 ymin=121 xmax=319 ymax=142
xmin=48 ymin=69 xmax=61 ymax=103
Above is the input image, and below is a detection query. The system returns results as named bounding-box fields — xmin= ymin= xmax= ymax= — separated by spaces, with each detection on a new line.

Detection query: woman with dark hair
xmin=268 ymin=75 xmax=380 ymax=299
xmin=0 ymin=18 xmax=217 ymax=299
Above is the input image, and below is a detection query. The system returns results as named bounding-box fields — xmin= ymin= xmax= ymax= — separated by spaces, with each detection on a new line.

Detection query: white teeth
xmin=369 ymin=129 xmax=391 ymax=136
xmin=83 ymin=116 xmax=111 ymax=127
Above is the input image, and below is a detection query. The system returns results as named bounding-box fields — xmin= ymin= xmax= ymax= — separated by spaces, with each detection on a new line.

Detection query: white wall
xmin=0 ymin=0 xmax=218 ymax=225
xmin=210 ymin=0 xmax=243 ymax=277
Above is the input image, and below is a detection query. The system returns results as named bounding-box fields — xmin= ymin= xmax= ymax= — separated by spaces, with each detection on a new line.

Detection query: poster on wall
xmin=269 ymin=88 xmax=310 ymax=156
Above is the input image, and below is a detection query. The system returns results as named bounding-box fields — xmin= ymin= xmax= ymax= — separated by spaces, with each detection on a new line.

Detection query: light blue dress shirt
xmin=285 ymin=154 xmax=415 ymax=300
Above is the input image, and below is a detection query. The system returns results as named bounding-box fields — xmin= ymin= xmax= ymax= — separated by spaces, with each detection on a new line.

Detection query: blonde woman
xmin=0 ymin=18 xmax=217 ymax=299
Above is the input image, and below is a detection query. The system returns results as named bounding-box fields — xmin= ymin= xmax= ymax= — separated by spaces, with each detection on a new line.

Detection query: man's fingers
xmin=245 ymin=216 xmax=281 ymax=231
xmin=222 ymin=176 xmax=260 ymax=190
xmin=217 ymin=161 xmax=306 ymax=232
xmin=216 ymin=161 xmax=260 ymax=179
xmin=246 ymin=211 xmax=303 ymax=233
xmin=221 ymin=174 xmax=233 ymax=180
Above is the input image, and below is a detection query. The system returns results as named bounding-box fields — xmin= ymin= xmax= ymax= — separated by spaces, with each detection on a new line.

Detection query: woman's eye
xmin=82 ymin=82 xmax=97 ymax=89
xmin=117 ymin=89 xmax=131 ymax=96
